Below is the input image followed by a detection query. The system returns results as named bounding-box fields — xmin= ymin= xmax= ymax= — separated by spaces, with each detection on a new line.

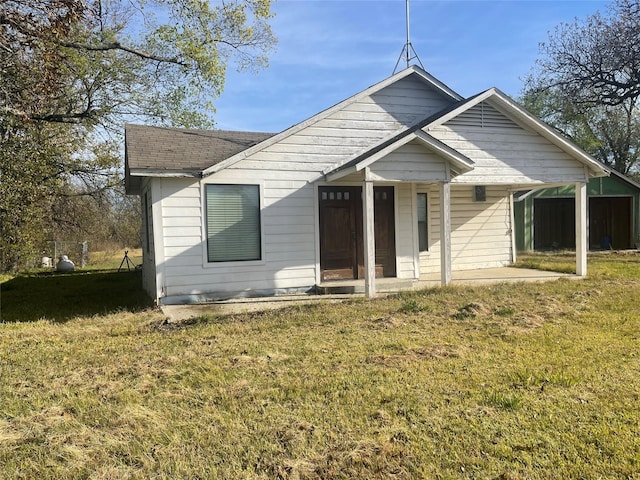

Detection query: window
xmin=205 ymin=184 xmax=261 ymax=262
xmin=417 ymin=193 xmax=428 ymax=252
xmin=474 ymin=185 xmax=487 ymax=202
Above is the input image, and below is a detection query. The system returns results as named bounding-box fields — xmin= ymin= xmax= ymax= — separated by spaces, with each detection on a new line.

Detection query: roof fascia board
xmin=409 ymin=65 xmax=464 ymax=101
xmin=129 ymin=169 xmax=200 ymax=178
xmin=203 ymin=66 xmax=463 ymax=177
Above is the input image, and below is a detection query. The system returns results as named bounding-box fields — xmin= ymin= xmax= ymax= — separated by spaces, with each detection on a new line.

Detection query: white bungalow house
xmin=124 ymin=65 xmax=607 ymax=305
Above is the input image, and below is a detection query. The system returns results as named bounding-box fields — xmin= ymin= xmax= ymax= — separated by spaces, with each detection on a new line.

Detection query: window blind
xmin=206 ymin=184 xmax=261 ymax=262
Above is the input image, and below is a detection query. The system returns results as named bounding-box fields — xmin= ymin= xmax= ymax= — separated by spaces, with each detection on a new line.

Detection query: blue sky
xmin=214 ymin=0 xmax=609 ymax=133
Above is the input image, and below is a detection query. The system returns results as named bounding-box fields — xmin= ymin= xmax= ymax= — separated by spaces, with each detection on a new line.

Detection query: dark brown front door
xmin=319 ymin=186 xmax=396 ymax=281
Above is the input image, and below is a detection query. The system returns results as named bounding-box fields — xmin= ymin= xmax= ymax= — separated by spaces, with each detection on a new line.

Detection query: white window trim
xmin=201 ymin=180 xmax=266 ymax=268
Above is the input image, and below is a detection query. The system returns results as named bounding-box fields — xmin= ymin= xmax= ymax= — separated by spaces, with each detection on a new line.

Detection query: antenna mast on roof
xmin=393 ymin=0 xmax=424 ymax=74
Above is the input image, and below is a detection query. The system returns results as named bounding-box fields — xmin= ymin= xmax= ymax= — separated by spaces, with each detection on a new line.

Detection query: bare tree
xmin=523 ymin=0 xmax=640 ymax=175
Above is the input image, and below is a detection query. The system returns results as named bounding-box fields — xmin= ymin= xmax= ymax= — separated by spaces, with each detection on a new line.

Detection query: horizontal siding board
xmin=162 ymin=208 xmax=200 ymax=219
xmin=262 ymin=215 xmax=315 ymax=226
xmin=162 ymin=196 xmax=201 ymax=208
xmin=226 ymin=166 xmax=324 ymax=181
xmin=165 ymin=266 xmax=316 ymax=288
xmin=163 ymin=216 xmax=202 ymax=227
xmin=289 ymin=126 xmax=392 ymax=141
xmin=279 ymin=133 xmax=374 ymax=148
xmin=163 ymin=235 xmax=201 ymax=248
xmin=163 ymin=255 xmax=202 ymax=268
xmin=163 ymin=226 xmax=201 ymax=238
xmin=263 ymin=223 xmax=314 ymax=236
xmin=263 ymin=206 xmax=315 ymax=217
xmin=264 ymin=238 xmax=312 ymax=250
xmin=313 ymin=118 xmax=403 ymax=131
xmin=164 ymin=245 xmax=202 ymax=258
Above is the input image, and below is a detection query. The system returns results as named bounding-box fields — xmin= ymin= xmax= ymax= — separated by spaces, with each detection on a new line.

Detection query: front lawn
xmin=1 ymin=253 xmax=639 ymax=478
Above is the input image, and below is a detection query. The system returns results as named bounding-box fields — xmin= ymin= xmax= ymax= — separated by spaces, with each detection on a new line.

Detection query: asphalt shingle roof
xmin=125 ymin=124 xmax=275 ymax=173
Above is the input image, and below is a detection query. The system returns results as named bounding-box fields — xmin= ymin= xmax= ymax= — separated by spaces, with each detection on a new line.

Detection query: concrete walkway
xmin=161 ymin=266 xmax=576 ymax=322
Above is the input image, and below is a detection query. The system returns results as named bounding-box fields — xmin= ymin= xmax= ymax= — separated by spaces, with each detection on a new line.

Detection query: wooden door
xmin=319 ymin=186 xmax=396 ymax=281
xmin=319 ymin=187 xmax=360 ymax=280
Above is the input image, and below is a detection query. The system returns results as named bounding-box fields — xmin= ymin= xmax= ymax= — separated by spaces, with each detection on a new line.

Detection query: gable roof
xmin=424 ymin=88 xmax=608 ymax=178
xmin=322 ymin=86 xmax=610 ymax=183
xmin=200 ymin=65 xmax=463 ymax=177
xmin=124 ymin=124 xmax=274 ymax=194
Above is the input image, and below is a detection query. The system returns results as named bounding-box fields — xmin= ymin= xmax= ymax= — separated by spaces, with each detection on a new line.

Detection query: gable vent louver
xmin=446 ymin=101 xmax=520 ymax=129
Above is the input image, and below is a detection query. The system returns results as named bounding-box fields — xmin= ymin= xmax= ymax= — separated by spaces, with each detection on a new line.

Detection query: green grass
xmin=1 ymin=253 xmax=640 ymax=478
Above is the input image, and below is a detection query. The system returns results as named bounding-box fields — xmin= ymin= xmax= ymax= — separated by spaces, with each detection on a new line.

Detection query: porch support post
xmin=575 ymin=181 xmax=588 ymax=277
xmin=509 ymin=192 xmax=517 ymax=264
xmin=439 ymin=180 xmax=452 ymax=286
xmin=363 ymin=174 xmax=376 ymax=297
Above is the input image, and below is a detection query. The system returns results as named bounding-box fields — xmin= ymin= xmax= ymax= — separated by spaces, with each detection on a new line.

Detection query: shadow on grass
xmin=0 ymin=270 xmax=154 ymax=323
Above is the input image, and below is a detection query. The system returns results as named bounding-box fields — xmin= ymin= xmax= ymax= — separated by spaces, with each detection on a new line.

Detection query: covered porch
xmin=321 ymin=172 xmax=590 ymax=299
xmin=317 ymin=89 xmax=608 ymax=298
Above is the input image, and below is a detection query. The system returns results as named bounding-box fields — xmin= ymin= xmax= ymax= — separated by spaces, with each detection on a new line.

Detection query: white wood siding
xmin=369 ymin=140 xmax=448 ymax=182
xmin=235 ymin=75 xmax=458 ymax=177
xmin=429 ymin=101 xmax=587 ymax=185
xmin=419 ymin=185 xmax=512 ymax=275
xmin=155 ymin=174 xmax=317 ymax=300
